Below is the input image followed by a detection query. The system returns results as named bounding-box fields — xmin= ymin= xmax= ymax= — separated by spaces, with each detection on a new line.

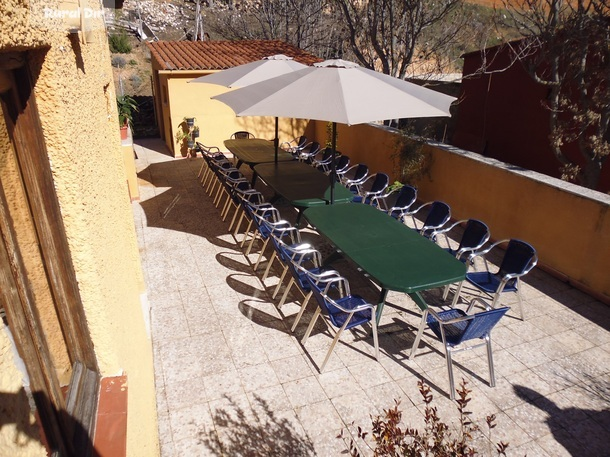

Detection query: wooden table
xmin=304 ymin=203 xmax=466 ymax=358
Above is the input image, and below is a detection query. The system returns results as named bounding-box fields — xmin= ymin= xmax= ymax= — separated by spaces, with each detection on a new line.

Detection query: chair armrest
xmin=429 ymin=219 xmax=468 ymax=242
xmin=324 ymin=294 xmax=375 ymax=314
xmin=465 ymin=239 xmax=511 ymax=266
xmin=465 ymin=297 xmax=493 ymax=313
xmin=404 ymin=201 xmax=432 ymax=216
xmin=427 ymin=307 xmax=476 ymax=326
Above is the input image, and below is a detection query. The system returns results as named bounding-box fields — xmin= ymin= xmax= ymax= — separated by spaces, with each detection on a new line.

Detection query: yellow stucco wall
xmin=310 ymin=120 xmax=610 ymax=303
xmin=158 ymin=71 xmax=308 ymax=155
xmin=0 ymin=1 xmax=158 ymax=456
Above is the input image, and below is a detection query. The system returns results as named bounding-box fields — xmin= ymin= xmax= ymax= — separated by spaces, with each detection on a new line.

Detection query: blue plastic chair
xmin=269 ymin=242 xmax=321 ymax=305
xmin=430 ymin=219 xmax=491 ymax=300
xmin=426 ymin=299 xmax=509 ymax=400
xmin=310 ymin=148 xmax=335 ymax=173
xmin=332 ymin=154 xmax=351 ymax=176
xmin=281 ymin=135 xmax=308 ymax=154
xmin=300 ymin=268 xmax=379 ymax=372
xmin=403 ymin=200 xmax=451 ymax=238
xmin=451 ymin=239 xmax=537 ymax=320
xmin=351 ymin=173 xmax=390 ymax=204
xmin=296 ymin=141 xmax=321 ymax=163
xmin=339 ymin=163 xmax=368 ymax=187
xmin=371 ymin=185 xmax=417 ymax=219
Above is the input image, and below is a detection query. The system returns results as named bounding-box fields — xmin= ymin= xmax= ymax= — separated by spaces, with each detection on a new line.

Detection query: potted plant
xmin=184 ymin=117 xmax=196 ymax=127
xmin=117 ymin=95 xmax=138 ymax=140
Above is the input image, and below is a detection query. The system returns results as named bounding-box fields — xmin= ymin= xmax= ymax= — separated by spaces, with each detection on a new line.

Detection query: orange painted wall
xmin=310 ymin=120 xmax=610 ymax=303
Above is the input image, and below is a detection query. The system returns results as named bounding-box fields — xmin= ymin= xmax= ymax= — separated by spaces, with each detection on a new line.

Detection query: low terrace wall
xmin=311 ymin=121 xmax=610 ymax=304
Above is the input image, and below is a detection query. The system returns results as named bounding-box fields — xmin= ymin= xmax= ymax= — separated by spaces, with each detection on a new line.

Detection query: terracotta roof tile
xmin=148 ymin=39 xmax=320 ymax=71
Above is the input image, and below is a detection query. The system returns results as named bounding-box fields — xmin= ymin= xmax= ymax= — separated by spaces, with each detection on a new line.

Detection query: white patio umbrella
xmin=212 ymin=59 xmax=456 ymax=202
xmin=189 ymin=54 xmax=307 ymax=160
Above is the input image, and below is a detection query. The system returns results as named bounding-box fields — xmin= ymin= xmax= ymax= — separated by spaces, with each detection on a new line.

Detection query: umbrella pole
xmin=274 ymin=116 xmax=279 ymax=163
xmin=330 ymin=122 xmax=337 ymax=204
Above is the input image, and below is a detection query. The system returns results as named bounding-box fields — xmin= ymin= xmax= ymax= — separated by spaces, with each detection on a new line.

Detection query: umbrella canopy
xmin=191 ymin=54 xmax=308 ymax=161
xmin=212 ymin=59 xmax=455 ymax=125
xmin=189 ymin=54 xmax=307 ymax=87
xmin=212 ymin=59 xmax=456 ymax=202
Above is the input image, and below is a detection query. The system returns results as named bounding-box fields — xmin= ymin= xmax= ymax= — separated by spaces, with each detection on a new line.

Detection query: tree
xmin=499 ymin=0 xmax=610 ymax=190
xmin=332 ymin=0 xmax=468 ymax=79
xmin=206 ymin=0 xmax=347 ymax=59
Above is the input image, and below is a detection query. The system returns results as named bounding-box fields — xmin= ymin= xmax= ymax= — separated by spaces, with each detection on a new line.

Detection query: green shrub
xmin=111 ymin=55 xmax=126 ymax=68
xmin=109 ymin=32 xmax=132 ymax=54
xmin=342 ymin=380 xmax=509 ymax=456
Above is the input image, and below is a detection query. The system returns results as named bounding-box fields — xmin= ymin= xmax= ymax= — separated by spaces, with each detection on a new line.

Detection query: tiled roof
xmin=148 ymin=39 xmax=320 ymax=71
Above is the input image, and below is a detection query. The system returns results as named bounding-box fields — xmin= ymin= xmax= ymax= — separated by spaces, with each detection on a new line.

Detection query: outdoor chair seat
xmin=294 ymin=141 xmax=321 ymax=162
xmin=403 ymin=200 xmax=451 ymax=238
xmin=281 ymin=135 xmax=308 ymax=154
xmin=430 ymin=219 xmax=490 ymax=301
xmin=351 ymin=172 xmax=389 ymax=204
xmin=300 ymin=269 xmax=379 ymax=371
xmin=231 ymin=131 xmax=255 ymax=139
xmin=425 ymin=299 xmax=509 ymax=400
xmin=332 ymin=154 xmax=350 ymax=177
xmin=450 ymin=239 xmax=537 ymax=320
xmin=310 ymin=147 xmax=335 ymax=173
xmin=371 ymin=185 xmax=417 ymax=219
xmin=339 ymin=163 xmax=368 ymax=187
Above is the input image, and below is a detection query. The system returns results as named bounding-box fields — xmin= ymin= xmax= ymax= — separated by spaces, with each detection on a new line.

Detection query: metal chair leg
xmin=272 ymin=267 xmax=289 ymax=298
xmin=261 ymin=251 xmax=277 ymax=281
xmin=408 ymin=309 xmax=428 ymax=360
xmin=278 ymin=278 xmax=295 ymax=308
xmin=291 ymin=292 xmax=312 ymax=331
xmin=486 ymin=336 xmax=496 ymax=387
xmin=446 ymin=348 xmax=456 ymax=401
xmin=301 ymin=307 xmax=321 ymax=344
xmin=450 ymin=281 xmax=465 ymax=307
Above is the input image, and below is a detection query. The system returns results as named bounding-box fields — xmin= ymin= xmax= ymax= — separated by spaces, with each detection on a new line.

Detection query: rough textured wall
xmin=0 ymin=1 xmax=158 ymax=455
xmin=167 ymin=74 xmax=308 ymax=155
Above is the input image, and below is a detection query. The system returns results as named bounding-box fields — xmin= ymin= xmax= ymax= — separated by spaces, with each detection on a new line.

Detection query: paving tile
xmin=165 ymin=375 xmax=207 ymax=411
xmin=133 ymin=139 xmax=610 ymax=457
xmin=238 ymin=361 xmax=280 ymax=392
xmin=317 ymin=367 xmax=362 ymax=399
xmin=168 ymin=402 xmax=215 ymax=444
xmin=295 ymin=400 xmax=343 ymax=436
xmin=283 ymin=375 xmax=328 ymax=409
xmin=203 ymin=368 xmax=245 ymax=401
xmin=270 ymin=354 xmax=314 ymax=384
xmin=503 ymin=401 xmax=553 ymax=440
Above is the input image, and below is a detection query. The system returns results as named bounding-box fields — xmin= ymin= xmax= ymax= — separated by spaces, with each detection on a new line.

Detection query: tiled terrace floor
xmin=132 ymin=138 xmax=610 ymax=457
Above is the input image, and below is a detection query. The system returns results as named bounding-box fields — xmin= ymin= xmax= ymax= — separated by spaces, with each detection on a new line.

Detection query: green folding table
xmin=254 ymin=161 xmax=354 ymax=224
xmin=304 ymin=203 xmax=466 ymax=358
xmin=225 ymin=138 xmax=294 ymax=167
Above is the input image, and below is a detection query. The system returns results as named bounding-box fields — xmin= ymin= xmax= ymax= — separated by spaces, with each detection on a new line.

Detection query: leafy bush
xmin=117 ymin=95 xmax=139 ymax=128
xmin=129 ymin=74 xmax=142 ymax=90
xmin=109 ymin=32 xmax=132 ymax=54
xmin=341 ymin=380 xmax=509 ymax=456
xmin=111 ymin=55 xmax=126 ymax=68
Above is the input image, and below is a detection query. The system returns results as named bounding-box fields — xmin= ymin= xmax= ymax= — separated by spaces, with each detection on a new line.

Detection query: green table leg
xmin=375 ymin=288 xmax=388 ymax=324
